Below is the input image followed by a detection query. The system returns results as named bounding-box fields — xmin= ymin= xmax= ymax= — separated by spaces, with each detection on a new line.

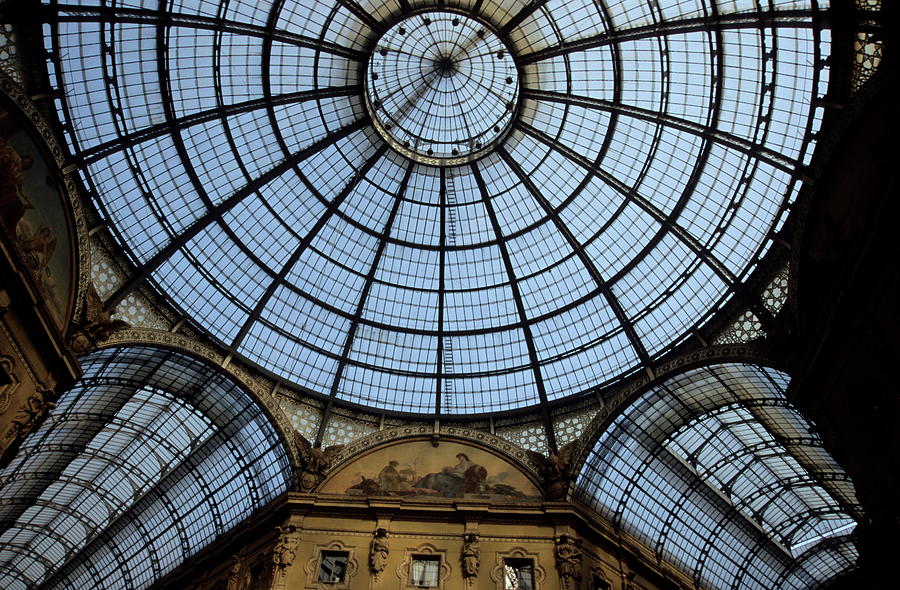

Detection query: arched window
xmin=574 ymin=363 xmax=860 ymax=589
xmin=0 ymin=346 xmax=292 ymax=589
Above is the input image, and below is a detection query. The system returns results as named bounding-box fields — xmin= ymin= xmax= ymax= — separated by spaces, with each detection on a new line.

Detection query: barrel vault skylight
xmin=575 ymin=363 xmax=861 ymax=590
xmin=42 ymin=0 xmax=830 ymax=414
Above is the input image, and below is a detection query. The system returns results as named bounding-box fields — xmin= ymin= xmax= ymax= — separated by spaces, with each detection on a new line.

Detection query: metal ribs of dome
xmin=365 ymin=9 xmax=520 ymax=164
xmin=43 ymin=0 xmax=831 ymax=415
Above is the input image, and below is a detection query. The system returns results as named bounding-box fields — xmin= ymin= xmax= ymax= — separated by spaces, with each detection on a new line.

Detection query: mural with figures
xmin=320 ymin=440 xmax=541 ymax=500
xmin=0 ymin=104 xmax=72 ymax=328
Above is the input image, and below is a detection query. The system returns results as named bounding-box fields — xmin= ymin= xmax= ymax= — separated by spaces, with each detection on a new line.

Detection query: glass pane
xmin=504 ymin=560 xmax=534 ymax=590
xmin=318 ymin=551 xmax=348 ymax=583
xmin=411 ymin=557 xmax=440 ymax=587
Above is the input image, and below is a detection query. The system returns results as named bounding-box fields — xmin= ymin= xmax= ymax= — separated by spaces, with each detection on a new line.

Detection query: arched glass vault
xmin=0 ymin=346 xmax=292 ymax=590
xmin=42 ymin=0 xmax=832 ymax=415
xmin=574 ymin=363 xmax=861 ymax=590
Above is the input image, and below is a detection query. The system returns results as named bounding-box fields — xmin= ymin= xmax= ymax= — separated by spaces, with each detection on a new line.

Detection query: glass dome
xmin=44 ymin=0 xmax=831 ymax=414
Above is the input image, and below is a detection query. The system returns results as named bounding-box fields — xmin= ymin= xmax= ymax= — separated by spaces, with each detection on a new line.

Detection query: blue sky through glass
xmin=44 ymin=0 xmax=830 ymax=414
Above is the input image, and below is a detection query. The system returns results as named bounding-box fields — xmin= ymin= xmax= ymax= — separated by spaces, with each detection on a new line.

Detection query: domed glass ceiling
xmin=43 ymin=0 xmax=830 ymax=414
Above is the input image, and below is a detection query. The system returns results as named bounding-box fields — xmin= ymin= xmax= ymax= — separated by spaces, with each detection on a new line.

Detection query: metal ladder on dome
xmin=442 ymin=171 xmax=458 ymax=413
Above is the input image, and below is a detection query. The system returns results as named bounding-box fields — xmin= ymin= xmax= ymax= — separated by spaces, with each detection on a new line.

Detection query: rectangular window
xmin=317 ymin=551 xmax=349 ymax=583
xmin=503 ymin=559 xmax=534 ymax=590
xmin=410 ymin=555 xmax=441 ymax=587
xmin=593 ymin=574 xmax=611 ymax=590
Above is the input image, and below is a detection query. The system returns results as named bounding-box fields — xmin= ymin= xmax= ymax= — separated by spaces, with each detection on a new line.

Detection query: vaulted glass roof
xmin=0 ymin=346 xmax=291 ymax=590
xmin=43 ymin=0 xmax=831 ymax=414
xmin=574 ymin=363 xmax=860 ymax=589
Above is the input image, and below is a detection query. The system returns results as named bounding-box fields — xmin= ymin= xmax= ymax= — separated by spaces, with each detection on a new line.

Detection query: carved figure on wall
xmin=7 ymin=389 xmax=55 ymax=440
xmin=270 ymin=524 xmax=300 ymax=587
xmin=69 ymin=283 xmax=130 ymax=354
xmin=461 ymin=532 xmax=480 ymax=583
xmin=555 ymin=534 xmax=583 ymax=590
xmin=369 ymin=528 xmax=389 ymax=576
xmin=272 ymin=524 xmax=299 ymax=569
xmin=0 ymin=136 xmax=32 ymax=232
xmin=294 ymin=430 xmax=344 ymax=492
xmin=226 ymin=555 xmax=251 ymax=590
xmin=0 ymin=389 xmax=56 ymax=467
xmin=526 ymin=440 xmax=578 ymax=499
xmin=0 ymin=355 xmax=20 ymax=413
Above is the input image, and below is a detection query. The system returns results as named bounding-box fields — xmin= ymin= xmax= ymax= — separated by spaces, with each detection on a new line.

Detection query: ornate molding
xmin=302 ymin=540 xmax=359 ymax=589
xmin=489 ymin=546 xmax=546 ymax=590
xmin=396 ymin=543 xmax=451 ymax=590
xmin=0 ymin=69 xmax=90 ymax=330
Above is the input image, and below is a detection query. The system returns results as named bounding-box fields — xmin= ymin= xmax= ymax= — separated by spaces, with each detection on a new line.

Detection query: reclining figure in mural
xmin=412 ymin=453 xmax=488 ymax=497
xmin=341 ymin=446 xmax=533 ymax=498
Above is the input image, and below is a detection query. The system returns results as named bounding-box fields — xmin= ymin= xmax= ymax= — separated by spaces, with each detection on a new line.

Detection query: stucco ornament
xmin=555 ymin=534 xmax=584 ymax=590
xmin=525 ymin=440 xmax=578 ymax=499
xmin=271 ymin=523 xmax=300 ymax=586
xmin=69 ymin=283 xmax=130 ymax=354
xmin=294 ymin=430 xmax=343 ymax=491
xmin=1 ymin=388 xmax=55 ymax=465
xmin=226 ymin=555 xmax=251 ymax=590
xmin=370 ymin=528 xmax=390 ymax=578
xmin=462 ymin=532 xmax=480 ymax=584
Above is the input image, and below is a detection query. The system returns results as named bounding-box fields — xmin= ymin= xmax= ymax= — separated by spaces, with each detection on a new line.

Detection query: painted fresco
xmin=0 ymin=104 xmax=72 ymax=327
xmin=320 ymin=440 xmax=541 ymax=500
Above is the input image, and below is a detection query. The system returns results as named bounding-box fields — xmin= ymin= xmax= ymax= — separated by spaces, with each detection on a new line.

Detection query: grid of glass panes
xmin=574 ymin=363 xmax=860 ymax=590
xmin=0 ymin=346 xmax=292 ymax=590
xmin=42 ymin=1 xmax=831 ymax=415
